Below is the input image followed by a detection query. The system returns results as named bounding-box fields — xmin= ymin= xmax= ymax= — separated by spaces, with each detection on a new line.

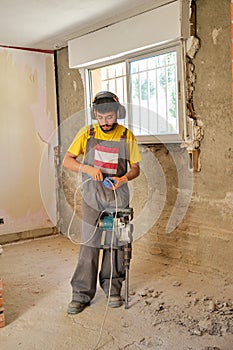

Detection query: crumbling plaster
xmin=193 ymin=0 xmax=233 ymax=194
xmin=186 ymin=0 xmax=233 ymax=270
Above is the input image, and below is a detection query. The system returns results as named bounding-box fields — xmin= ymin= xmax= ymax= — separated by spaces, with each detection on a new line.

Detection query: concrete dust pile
xmin=132 ymin=286 xmax=233 ymax=338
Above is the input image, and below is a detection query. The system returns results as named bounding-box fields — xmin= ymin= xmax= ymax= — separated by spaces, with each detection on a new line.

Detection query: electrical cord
xmin=67 ymin=178 xmax=113 ymax=246
xmin=67 ymin=177 xmax=92 ymax=245
xmin=67 ymin=177 xmax=119 ymax=247
xmin=92 ymin=178 xmax=118 ymax=350
xmin=66 ymin=176 xmax=119 ymax=350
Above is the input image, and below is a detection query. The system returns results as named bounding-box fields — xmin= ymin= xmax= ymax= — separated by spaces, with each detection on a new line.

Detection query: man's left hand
xmin=110 ymin=176 xmax=128 ymax=190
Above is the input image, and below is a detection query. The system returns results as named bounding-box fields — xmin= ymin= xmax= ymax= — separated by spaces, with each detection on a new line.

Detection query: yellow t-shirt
xmin=68 ymin=123 xmax=141 ymax=165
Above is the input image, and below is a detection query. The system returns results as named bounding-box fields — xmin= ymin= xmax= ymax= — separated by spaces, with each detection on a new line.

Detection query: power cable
xmin=66 ymin=177 xmax=119 ymax=350
xmin=92 ymin=178 xmax=118 ymax=350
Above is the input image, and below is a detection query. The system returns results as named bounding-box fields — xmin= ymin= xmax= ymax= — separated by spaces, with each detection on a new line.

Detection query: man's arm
xmin=63 ymin=152 xmax=103 ymax=181
xmin=63 ymin=152 xmax=82 ymax=172
xmin=125 ymin=162 xmax=140 ymax=181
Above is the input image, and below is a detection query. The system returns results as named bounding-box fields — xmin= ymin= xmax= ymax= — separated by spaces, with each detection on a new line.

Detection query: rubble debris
xmin=134 ymin=287 xmax=233 ymax=338
xmin=138 ymin=289 xmax=148 ymax=297
xmin=172 ymin=281 xmax=182 ymax=287
xmin=137 ymin=288 xmax=162 ymax=298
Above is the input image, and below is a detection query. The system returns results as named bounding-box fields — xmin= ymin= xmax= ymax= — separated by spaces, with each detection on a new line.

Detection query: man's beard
xmin=100 ymin=122 xmax=118 ymax=133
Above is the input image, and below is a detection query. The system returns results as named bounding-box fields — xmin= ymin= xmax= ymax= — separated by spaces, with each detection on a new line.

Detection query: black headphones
xmin=91 ymin=91 xmax=126 ymax=119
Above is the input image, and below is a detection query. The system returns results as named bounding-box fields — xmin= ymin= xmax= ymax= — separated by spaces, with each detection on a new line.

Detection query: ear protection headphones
xmin=91 ymin=91 xmax=126 ymax=119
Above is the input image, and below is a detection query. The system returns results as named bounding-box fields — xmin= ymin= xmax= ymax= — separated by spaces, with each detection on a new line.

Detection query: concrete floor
xmin=0 ymin=234 xmax=233 ymax=350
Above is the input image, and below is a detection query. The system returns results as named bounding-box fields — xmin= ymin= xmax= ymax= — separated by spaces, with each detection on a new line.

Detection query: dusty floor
xmin=0 ymin=234 xmax=233 ymax=350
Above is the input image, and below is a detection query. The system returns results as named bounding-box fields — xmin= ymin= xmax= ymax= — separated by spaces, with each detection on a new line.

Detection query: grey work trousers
xmin=71 ymin=244 xmax=125 ymax=303
xmin=70 ymin=180 xmax=129 ymax=303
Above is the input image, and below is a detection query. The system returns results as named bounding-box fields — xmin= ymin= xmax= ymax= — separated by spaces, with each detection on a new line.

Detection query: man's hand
xmin=82 ymin=165 xmax=103 ymax=181
xmin=110 ymin=176 xmax=128 ymax=190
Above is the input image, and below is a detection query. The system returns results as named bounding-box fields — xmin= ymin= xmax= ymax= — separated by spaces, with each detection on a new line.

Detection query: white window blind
xmin=68 ymin=1 xmax=181 ymax=68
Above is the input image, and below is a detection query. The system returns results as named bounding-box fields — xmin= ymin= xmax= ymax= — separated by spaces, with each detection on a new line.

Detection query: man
xmin=63 ymin=91 xmax=141 ymax=314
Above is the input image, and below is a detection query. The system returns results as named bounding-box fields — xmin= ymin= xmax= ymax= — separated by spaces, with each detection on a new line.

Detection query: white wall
xmin=0 ymin=47 xmax=58 ymax=235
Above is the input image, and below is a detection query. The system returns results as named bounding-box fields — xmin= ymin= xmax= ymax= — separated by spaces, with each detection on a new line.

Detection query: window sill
xmin=136 ymin=134 xmax=183 ymax=144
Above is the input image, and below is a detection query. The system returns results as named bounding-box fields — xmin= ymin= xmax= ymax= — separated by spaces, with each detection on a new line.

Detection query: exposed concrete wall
xmin=56 ymin=0 xmax=233 ymax=274
xmin=140 ymin=0 xmax=233 ymax=273
xmin=191 ymin=0 xmax=233 ymax=268
xmin=55 ymin=48 xmax=84 ymax=123
xmin=55 ymin=48 xmax=85 ymax=238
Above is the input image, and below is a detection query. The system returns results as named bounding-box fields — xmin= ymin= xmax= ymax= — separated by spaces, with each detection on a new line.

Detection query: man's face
xmin=95 ymin=111 xmax=117 ymax=132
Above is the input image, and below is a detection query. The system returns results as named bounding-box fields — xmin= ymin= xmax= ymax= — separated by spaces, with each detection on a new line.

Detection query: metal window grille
xmin=129 ymin=51 xmax=179 ymax=136
xmin=89 ymin=48 xmax=180 ymax=139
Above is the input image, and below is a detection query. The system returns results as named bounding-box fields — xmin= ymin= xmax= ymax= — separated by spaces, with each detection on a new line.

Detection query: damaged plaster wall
xmin=55 ymin=48 xmax=85 ymax=238
xmin=0 ymin=47 xmax=58 ymax=241
xmin=56 ymin=0 xmax=233 ymax=274
xmin=137 ymin=0 xmax=233 ymax=273
xmin=190 ymin=0 xmax=233 ymax=267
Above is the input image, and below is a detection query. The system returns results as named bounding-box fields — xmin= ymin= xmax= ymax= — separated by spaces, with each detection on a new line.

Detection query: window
xmin=87 ymin=44 xmax=183 ymax=143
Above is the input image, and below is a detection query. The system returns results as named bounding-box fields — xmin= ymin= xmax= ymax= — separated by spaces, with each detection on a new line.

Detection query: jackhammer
xmin=98 ymin=207 xmax=133 ymax=309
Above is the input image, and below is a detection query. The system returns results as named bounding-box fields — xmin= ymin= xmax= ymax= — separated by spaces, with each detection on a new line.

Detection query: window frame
xmin=84 ymin=40 xmax=185 ymax=144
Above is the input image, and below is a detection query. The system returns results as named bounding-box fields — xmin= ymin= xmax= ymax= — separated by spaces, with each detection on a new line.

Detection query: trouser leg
xmin=71 ymin=244 xmax=100 ymax=303
xmin=99 ymin=248 xmax=125 ymax=296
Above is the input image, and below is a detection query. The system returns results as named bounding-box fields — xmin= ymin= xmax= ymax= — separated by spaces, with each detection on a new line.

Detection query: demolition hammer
xmin=98 ymin=207 xmax=133 ymax=309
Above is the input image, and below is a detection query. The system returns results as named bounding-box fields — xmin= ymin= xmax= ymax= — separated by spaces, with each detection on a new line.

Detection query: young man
xmin=63 ymin=91 xmax=141 ymax=314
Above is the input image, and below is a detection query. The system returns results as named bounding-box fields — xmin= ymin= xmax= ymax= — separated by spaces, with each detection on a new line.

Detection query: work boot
xmin=67 ymin=301 xmax=90 ymax=315
xmin=108 ymin=295 xmax=123 ymax=308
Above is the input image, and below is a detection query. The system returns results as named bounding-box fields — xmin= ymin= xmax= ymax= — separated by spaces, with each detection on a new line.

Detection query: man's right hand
xmin=82 ymin=165 xmax=103 ymax=181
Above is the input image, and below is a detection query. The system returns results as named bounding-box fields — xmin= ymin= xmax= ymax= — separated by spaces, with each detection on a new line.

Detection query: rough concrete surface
xmin=0 ymin=235 xmax=232 ymax=350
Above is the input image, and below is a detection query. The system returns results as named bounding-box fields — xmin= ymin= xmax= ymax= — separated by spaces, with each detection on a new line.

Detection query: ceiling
xmin=0 ymin=0 xmax=169 ymax=51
